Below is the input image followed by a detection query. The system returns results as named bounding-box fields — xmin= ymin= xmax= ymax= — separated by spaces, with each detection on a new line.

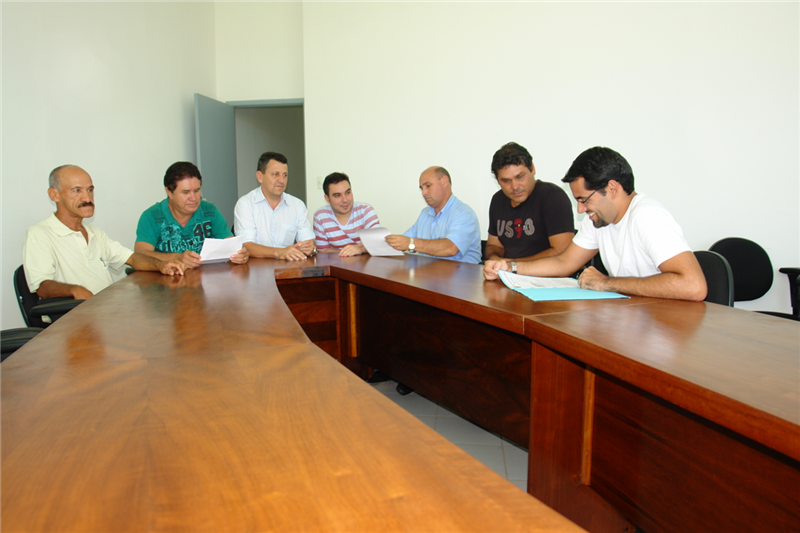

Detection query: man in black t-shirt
xmin=485 ymin=142 xmax=574 ymax=264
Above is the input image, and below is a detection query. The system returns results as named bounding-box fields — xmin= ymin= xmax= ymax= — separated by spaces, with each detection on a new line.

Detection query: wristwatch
xmin=408 ymin=238 xmax=416 ymax=251
xmin=510 ymin=261 xmax=517 ymax=274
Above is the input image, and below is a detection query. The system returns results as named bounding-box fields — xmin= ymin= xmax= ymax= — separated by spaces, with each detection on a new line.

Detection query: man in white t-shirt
xmin=484 ymin=147 xmax=707 ymax=301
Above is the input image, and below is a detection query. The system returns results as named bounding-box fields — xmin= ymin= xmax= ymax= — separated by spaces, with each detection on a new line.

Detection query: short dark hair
xmin=561 ymin=147 xmax=635 ymax=194
xmin=164 ymin=162 xmax=202 ymax=192
xmin=491 ymin=142 xmax=533 ymax=177
xmin=257 ymin=152 xmax=288 ymax=173
xmin=323 ymin=172 xmax=350 ymax=196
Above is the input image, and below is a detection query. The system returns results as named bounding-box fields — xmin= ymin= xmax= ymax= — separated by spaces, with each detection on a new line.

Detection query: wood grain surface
xmin=5 ymin=253 xmax=798 ymax=533
xmin=527 ymin=300 xmax=800 ymax=533
xmin=2 ymin=259 xmax=586 ymax=533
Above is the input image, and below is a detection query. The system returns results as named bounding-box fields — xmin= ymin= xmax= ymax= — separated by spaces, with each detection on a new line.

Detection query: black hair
xmin=257 ymin=152 xmax=288 ymax=173
xmin=164 ymin=162 xmax=201 ymax=192
xmin=561 ymin=147 xmax=635 ymax=194
xmin=491 ymin=142 xmax=533 ymax=177
xmin=323 ymin=172 xmax=350 ymax=196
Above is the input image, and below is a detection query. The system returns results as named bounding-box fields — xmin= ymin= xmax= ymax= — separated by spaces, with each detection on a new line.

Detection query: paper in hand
xmin=200 ymin=236 xmax=244 ymax=264
xmin=357 ymin=227 xmax=405 ymax=256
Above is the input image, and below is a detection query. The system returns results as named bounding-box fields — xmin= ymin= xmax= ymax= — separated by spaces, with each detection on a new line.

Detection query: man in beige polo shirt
xmin=23 ymin=165 xmax=184 ymax=300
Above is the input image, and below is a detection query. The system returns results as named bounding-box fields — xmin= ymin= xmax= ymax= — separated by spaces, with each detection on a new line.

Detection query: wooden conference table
xmin=2 ymin=253 xmax=799 ymax=533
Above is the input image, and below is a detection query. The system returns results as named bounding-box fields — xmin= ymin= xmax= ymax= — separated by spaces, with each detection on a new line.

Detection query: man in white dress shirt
xmin=234 ymin=152 xmax=315 ymax=261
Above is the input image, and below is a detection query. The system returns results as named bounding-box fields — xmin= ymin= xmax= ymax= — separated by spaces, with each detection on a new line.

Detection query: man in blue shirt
xmin=386 ymin=166 xmax=481 ymax=264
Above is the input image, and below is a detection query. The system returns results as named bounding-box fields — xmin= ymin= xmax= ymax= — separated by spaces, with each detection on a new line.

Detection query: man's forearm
xmin=244 ymin=241 xmax=309 ymax=261
xmin=484 ymin=244 xmax=504 ymax=260
xmin=414 ymin=238 xmax=459 ymax=257
xmin=37 ymin=280 xmax=91 ymax=299
xmin=516 ymin=255 xmax=577 ymax=278
xmin=581 ymin=272 xmax=707 ymax=301
xmin=126 ymin=252 xmax=168 ymax=272
xmin=134 ymin=248 xmax=179 ymax=263
xmin=244 ymin=242 xmax=283 ymax=259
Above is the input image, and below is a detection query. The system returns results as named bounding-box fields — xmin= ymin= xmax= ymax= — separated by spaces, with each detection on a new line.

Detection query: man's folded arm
xmin=134 ymin=242 xmax=202 ymax=268
xmin=484 ymin=235 xmax=505 ymax=261
xmin=37 ymin=280 xmax=93 ymax=300
xmin=485 ymin=242 xmax=595 ymax=280
xmin=578 ymin=250 xmax=707 ymax=301
xmin=125 ymin=252 xmax=185 ymax=276
xmin=244 ymin=241 xmax=308 ymax=261
xmin=411 ymin=238 xmax=459 ymax=257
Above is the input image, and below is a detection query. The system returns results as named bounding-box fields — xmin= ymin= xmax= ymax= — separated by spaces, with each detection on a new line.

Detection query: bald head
xmin=418 ymin=165 xmax=453 ymax=213
xmin=49 ymin=164 xmax=83 ymax=190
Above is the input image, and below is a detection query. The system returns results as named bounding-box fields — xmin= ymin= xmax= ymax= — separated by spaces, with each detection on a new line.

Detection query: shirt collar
xmin=47 ymin=212 xmax=90 ymax=238
xmin=426 ymin=193 xmax=456 ymax=218
xmin=256 ymin=187 xmax=285 ymax=208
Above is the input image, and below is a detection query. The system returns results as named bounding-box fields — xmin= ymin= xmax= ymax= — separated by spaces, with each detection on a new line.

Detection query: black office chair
xmin=709 ymin=238 xmax=799 ymax=320
xmin=14 ymin=265 xmax=83 ymax=329
xmin=783 ymin=270 xmax=800 ymax=319
xmin=1 ymin=328 xmax=44 ymax=362
xmin=693 ymin=251 xmax=734 ymax=306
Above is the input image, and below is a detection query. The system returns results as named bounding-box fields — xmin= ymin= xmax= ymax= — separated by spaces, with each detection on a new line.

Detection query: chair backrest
xmin=14 ymin=266 xmax=47 ymax=328
xmin=709 ymin=237 xmax=773 ymax=302
xmin=694 ymin=251 xmax=734 ymax=306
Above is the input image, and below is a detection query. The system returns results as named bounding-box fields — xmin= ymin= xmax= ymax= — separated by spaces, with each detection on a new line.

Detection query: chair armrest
xmin=777 ymin=267 xmax=800 ymax=319
xmin=30 ymin=298 xmax=84 ymax=318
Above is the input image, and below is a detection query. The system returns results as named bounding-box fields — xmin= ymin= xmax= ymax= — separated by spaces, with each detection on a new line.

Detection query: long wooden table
xmin=1 ymin=256 xmax=585 ymax=533
xmin=3 ymin=253 xmax=799 ymax=533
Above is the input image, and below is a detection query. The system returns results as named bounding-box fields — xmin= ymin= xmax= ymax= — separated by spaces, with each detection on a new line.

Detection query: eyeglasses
xmin=576 ymin=188 xmax=604 ymax=204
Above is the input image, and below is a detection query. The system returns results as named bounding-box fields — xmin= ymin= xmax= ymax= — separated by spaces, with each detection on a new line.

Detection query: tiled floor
xmin=369 ymin=380 xmax=529 ymax=492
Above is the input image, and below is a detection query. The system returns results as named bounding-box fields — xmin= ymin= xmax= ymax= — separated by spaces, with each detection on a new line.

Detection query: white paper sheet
xmin=356 ymin=227 xmax=406 ymax=256
xmin=199 ymin=236 xmax=244 ymax=264
xmin=498 ymin=270 xmax=579 ymax=289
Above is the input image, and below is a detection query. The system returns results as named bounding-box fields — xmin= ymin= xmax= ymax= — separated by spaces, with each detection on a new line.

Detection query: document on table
xmin=357 ymin=227 xmax=406 ymax=256
xmin=200 ymin=236 xmax=244 ymax=264
xmin=498 ymin=270 xmax=629 ymax=301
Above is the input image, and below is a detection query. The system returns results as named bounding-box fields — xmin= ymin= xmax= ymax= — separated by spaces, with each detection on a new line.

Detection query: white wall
xmin=1 ymin=2 xmax=217 ymax=328
xmin=3 ymin=2 xmax=798 ymax=329
xmin=302 ymin=1 xmax=799 ymax=313
xmin=215 ymin=1 xmax=304 ymax=102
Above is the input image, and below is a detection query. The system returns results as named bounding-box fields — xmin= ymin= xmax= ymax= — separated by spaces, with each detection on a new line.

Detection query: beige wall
xmin=302 ymin=1 xmax=799 ymax=313
xmin=215 ymin=1 xmax=304 ymax=101
xmin=2 ymin=1 xmax=798 ymax=328
xmin=2 ymin=2 xmax=217 ymax=328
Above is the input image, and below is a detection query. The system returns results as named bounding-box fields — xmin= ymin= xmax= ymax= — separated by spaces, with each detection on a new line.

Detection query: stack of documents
xmin=498 ymin=270 xmax=629 ymax=301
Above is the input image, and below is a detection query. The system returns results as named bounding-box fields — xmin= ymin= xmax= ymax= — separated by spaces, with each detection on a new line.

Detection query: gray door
xmin=194 ymin=93 xmax=238 ymax=228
